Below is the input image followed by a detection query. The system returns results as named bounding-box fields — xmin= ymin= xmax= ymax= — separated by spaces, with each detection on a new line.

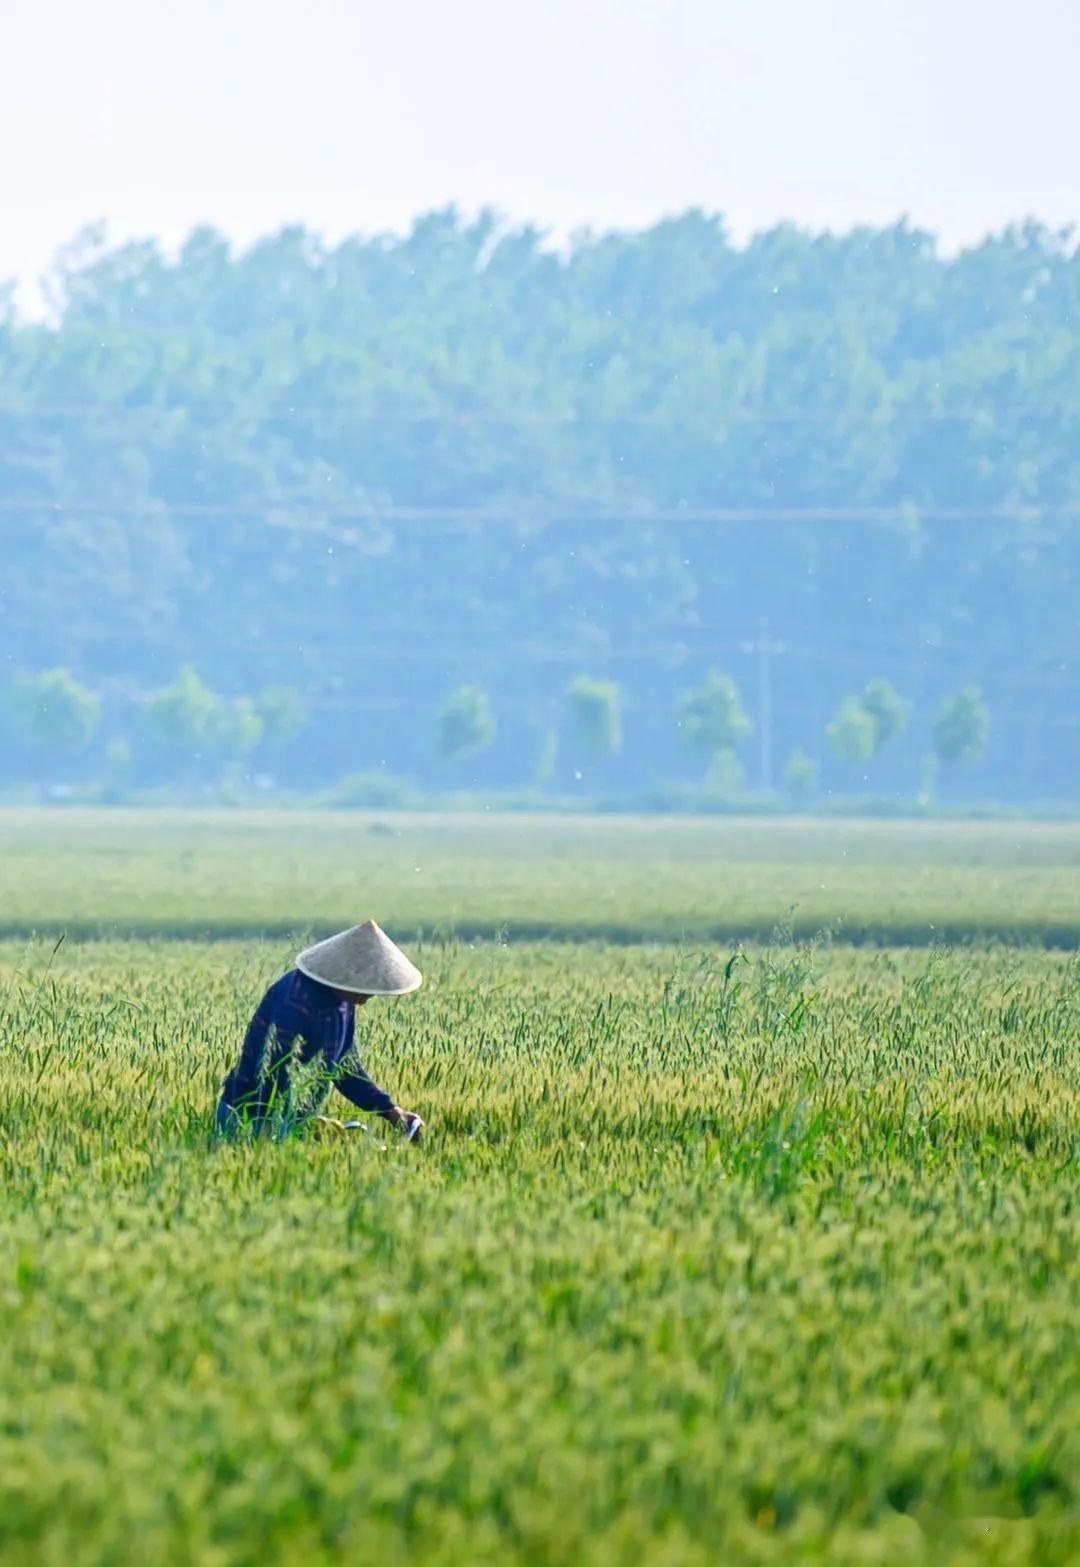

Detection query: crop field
xmin=1 ymin=809 xmax=1078 ymax=945
xmin=1 ymin=812 xmax=1078 ymax=1564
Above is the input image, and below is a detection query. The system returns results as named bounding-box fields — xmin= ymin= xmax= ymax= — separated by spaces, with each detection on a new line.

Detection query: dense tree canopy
xmin=0 ymin=211 xmax=1076 ymax=802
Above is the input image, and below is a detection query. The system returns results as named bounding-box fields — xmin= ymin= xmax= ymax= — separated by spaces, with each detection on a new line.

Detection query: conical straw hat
xmin=296 ymin=921 xmax=422 ymax=996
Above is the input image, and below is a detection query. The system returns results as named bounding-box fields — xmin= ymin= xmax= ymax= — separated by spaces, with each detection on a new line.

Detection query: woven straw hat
xmin=296 ymin=921 xmax=422 ymax=997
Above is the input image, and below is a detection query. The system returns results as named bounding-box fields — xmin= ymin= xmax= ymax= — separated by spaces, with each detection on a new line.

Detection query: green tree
xmin=143 ymin=666 xmax=223 ymax=758
xmin=933 ymin=686 xmax=990 ymax=769
xmin=861 ymin=678 xmax=908 ymax=757
xmin=678 ymin=672 xmax=750 ymax=779
xmin=784 ymin=748 xmax=819 ymax=804
xmin=437 ymin=685 xmax=496 ymax=760
xmin=827 ymin=697 xmax=877 ymax=770
xmin=7 ymin=668 xmax=101 ymax=754
xmin=566 ymin=677 xmax=622 ymax=764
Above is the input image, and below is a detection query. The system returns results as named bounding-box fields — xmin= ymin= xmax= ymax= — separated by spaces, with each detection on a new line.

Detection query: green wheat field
xmin=1 ymin=811 xmax=1078 ymax=1565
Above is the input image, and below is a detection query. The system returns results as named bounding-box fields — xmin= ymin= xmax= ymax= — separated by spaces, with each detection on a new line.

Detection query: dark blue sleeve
xmin=334 ymin=1048 xmax=396 ymax=1117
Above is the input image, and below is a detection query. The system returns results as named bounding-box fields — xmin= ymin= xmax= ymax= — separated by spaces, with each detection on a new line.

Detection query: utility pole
xmin=741 ymin=619 xmax=786 ymax=791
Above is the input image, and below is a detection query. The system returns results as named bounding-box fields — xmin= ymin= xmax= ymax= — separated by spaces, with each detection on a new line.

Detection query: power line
xmin=0 ymin=399 xmax=1070 ymax=424
xmin=3 ymin=500 xmax=1078 ymax=524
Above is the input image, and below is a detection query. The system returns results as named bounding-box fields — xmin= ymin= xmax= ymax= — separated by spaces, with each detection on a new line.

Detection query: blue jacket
xmin=217 ymin=968 xmax=394 ymax=1132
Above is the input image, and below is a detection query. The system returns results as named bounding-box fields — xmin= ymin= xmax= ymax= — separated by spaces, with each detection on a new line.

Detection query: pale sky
xmin=3 ymin=0 xmax=1077 ymax=309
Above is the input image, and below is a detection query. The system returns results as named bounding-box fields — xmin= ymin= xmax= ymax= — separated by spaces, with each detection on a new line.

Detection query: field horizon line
xmin=2 ymin=917 xmax=1076 ymax=950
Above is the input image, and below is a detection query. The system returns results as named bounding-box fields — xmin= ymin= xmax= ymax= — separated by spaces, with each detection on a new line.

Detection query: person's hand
xmin=387 ymin=1106 xmax=424 ymax=1142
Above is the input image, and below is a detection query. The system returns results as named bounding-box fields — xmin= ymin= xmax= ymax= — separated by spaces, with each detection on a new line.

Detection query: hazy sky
xmin=3 ymin=0 xmax=1077 ymax=306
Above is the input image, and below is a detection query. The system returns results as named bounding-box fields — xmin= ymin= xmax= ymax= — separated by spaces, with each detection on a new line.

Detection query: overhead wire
xmin=1 ymin=499 xmax=1076 ymax=523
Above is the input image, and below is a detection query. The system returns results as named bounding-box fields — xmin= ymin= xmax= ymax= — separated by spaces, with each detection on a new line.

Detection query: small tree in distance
xmin=933 ymin=686 xmax=989 ymax=770
xmin=143 ymin=666 xmax=222 ymax=761
xmin=861 ymin=678 xmax=908 ymax=756
xmin=437 ymin=685 xmax=496 ymax=761
xmin=920 ymin=685 xmax=989 ymax=804
xmin=7 ymin=668 xmax=101 ymax=757
xmin=827 ymin=679 xmax=908 ymax=782
xmin=678 ymin=671 xmax=750 ymax=785
xmin=566 ymin=677 xmax=622 ymax=767
xmin=826 ymin=696 xmax=876 ymax=772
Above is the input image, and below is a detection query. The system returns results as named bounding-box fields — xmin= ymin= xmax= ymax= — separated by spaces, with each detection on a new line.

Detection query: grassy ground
xmin=1 ymin=809 xmax=1078 ymax=944
xmin=1 ymin=933 xmax=1078 ymax=1565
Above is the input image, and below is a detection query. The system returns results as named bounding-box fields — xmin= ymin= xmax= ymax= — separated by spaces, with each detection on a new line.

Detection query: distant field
xmin=2 ymin=935 xmax=1077 ymax=1565
xmin=0 ymin=808 xmax=1077 ymax=945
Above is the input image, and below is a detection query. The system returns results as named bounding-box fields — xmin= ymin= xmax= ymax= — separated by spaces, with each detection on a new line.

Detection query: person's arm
xmin=333 ymin=1046 xmax=398 ymax=1119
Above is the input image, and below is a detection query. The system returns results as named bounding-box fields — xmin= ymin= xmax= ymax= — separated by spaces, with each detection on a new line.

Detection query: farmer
xmin=216 ymin=920 xmax=424 ymax=1141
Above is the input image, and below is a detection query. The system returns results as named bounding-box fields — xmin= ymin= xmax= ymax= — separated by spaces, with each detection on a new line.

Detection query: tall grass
xmin=1 ymin=935 xmax=1078 ymax=1564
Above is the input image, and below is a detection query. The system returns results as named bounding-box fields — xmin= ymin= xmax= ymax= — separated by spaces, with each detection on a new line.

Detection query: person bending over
xmin=216 ymin=920 xmax=424 ymax=1141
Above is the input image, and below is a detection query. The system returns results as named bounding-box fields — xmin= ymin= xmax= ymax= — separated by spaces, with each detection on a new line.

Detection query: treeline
xmin=5 ymin=211 xmax=1079 ymax=512
xmin=0 ymin=211 xmax=1076 ymax=804
xmin=3 ymin=662 xmax=991 ymax=808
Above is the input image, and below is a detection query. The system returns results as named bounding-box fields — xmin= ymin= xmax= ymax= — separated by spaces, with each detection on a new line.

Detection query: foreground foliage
xmin=1 ymin=935 xmax=1078 ymax=1565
